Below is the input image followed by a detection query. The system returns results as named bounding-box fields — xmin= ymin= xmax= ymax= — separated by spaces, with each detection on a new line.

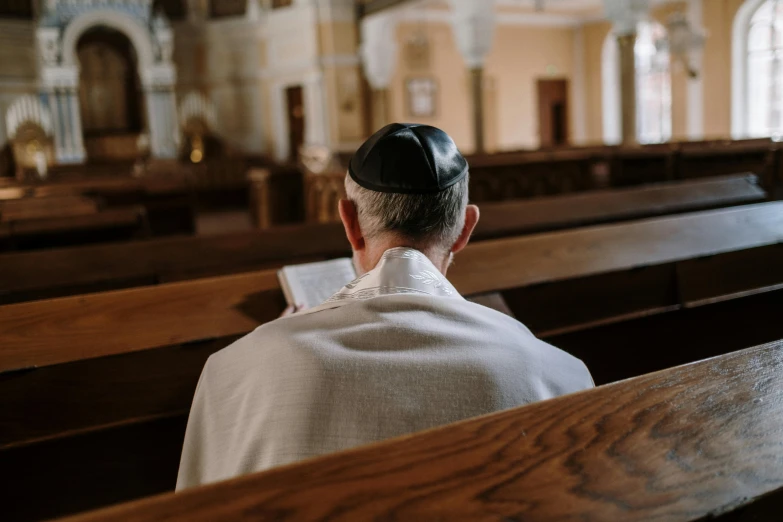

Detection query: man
xmin=176 ymin=123 xmax=594 ymax=490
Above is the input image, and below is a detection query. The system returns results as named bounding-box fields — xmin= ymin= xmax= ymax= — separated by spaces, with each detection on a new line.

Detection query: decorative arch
xmin=732 ymin=0 xmax=779 ymax=138
xmin=61 ymin=9 xmax=156 ymax=69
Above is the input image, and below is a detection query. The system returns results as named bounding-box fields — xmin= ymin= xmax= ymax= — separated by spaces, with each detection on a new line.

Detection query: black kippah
xmin=348 ymin=123 xmax=469 ymax=194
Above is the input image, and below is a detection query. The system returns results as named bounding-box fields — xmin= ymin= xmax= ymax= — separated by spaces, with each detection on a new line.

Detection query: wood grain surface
xmin=0 ymin=221 xmax=349 ymax=297
xmin=0 ymin=270 xmax=283 ymax=372
xmin=0 ymin=195 xmax=98 ymax=222
xmin=0 ymin=174 xmax=765 ymax=301
xmin=7 ymin=207 xmax=144 ymax=235
xmin=2 ymin=202 xmax=783 ymax=373
xmin=56 ymin=341 xmax=783 ymax=522
xmin=475 ymin=173 xmax=765 ymax=239
xmin=453 ymin=201 xmax=783 ymax=296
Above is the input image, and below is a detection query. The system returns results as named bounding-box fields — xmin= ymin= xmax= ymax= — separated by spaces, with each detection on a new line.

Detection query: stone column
xmin=604 ymin=0 xmax=649 ymax=146
xmin=41 ymin=65 xmax=86 ymax=164
xmin=686 ymin=0 xmax=704 ymax=140
xmin=448 ymin=0 xmax=495 ymax=154
xmin=618 ymin=33 xmax=638 ymax=145
xmin=303 ymin=72 xmax=330 ymax=146
xmin=142 ymin=65 xmax=179 ymax=159
xmin=360 ymin=13 xmax=398 ymax=131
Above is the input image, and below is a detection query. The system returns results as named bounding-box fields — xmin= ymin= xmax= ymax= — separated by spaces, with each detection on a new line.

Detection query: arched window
xmin=635 ymin=22 xmax=672 ymax=143
xmin=747 ymin=0 xmax=783 ymax=137
xmin=602 ymin=20 xmax=672 ymax=144
xmin=733 ymin=0 xmax=783 ymax=137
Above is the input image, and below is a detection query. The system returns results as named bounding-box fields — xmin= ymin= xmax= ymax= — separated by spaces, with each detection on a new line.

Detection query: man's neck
xmin=360 ymin=240 xmax=450 ymax=276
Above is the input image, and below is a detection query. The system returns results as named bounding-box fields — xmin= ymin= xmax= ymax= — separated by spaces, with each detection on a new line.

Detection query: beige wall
xmin=387 ymin=22 xmax=576 ymax=154
xmin=389 ymin=23 xmax=473 ymax=151
xmin=703 ymin=0 xmax=745 ymax=139
xmin=582 ymin=20 xmax=612 ymax=144
xmin=486 ymin=24 xmax=575 ymax=151
xmin=318 ymin=20 xmax=366 ymax=151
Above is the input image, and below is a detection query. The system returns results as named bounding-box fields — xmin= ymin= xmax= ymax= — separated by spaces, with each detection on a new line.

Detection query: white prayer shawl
xmin=176 ymin=248 xmax=594 ymax=490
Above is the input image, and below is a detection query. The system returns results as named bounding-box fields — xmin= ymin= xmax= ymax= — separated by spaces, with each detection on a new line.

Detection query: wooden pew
xmin=0 ymin=194 xmax=99 ymax=222
xmin=52 ymin=340 xmax=783 ymax=522
xmin=1 ymin=174 xmax=196 ymax=237
xmin=466 ymin=148 xmax=598 ymax=201
xmin=465 ymin=138 xmax=781 ymax=201
xmin=3 ymin=203 xmax=783 ymax=521
xmin=475 ymin=173 xmax=764 ymax=239
xmin=0 ymin=207 xmax=149 ymax=251
xmin=0 ymin=174 xmax=766 ymax=304
xmin=2 ymin=203 xmax=783 ymax=522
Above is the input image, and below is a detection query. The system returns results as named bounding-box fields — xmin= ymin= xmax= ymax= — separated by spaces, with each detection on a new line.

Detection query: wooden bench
xmin=0 ymin=195 xmax=99 ymax=223
xmin=0 ymin=207 xmax=149 ymax=251
xmin=466 ymin=138 xmax=781 ymax=199
xmin=0 ymin=174 xmax=196 ymax=237
xmin=3 ymin=203 xmax=783 ymax=521
xmin=51 ymin=340 xmax=783 ymax=522
xmin=0 ymin=174 xmax=766 ymax=304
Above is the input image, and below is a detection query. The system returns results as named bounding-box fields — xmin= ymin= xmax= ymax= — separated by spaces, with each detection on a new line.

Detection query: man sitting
xmin=176 ymin=123 xmax=594 ymax=489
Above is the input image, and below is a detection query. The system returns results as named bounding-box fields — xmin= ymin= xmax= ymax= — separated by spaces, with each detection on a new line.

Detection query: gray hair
xmin=344 ymin=173 xmax=469 ymax=252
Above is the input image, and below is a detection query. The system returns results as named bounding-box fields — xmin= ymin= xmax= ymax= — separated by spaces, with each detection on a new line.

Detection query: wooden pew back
xmin=1 ymin=174 xmax=765 ymax=304
xmin=54 ymin=341 xmax=783 ymax=522
xmin=0 ymin=195 xmax=98 ymax=222
xmin=4 ymin=203 xmax=783 ymax=521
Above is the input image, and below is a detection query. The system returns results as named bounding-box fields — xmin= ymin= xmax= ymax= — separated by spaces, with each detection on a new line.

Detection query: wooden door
xmin=537 ymin=79 xmax=570 ymax=148
xmin=286 ymin=86 xmax=305 ymax=162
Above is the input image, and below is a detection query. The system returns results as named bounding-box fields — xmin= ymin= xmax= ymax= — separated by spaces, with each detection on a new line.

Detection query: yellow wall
xmin=486 ymin=24 xmax=575 ymax=151
xmin=582 ymin=20 xmax=612 ymax=144
xmin=318 ymin=20 xmax=366 ymax=149
xmin=389 ymin=23 xmax=473 ymax=151
xmin=703 ymin=0 xmax=745 ymax=139
xmin=388 ymin=22 xmax=576 ymax=154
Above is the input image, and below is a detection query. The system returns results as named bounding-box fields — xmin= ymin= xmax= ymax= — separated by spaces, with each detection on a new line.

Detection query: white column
xmin=360 ymin=13 xmax=399 ymax=130
xmin=687 ymin=0 xmax=705 ymax=140
xmin=448 ymin=0 xmax=496 ymax=153
xmin=360 ymin=14 xmax=399 ymax=90
xmin=145 ymin=89 xmax=179 ymax=159
xmin=47 ymin=89 xmax=67 ymax=162
xmin=49 ymin=88 xmax=86 ymax=164
xmin=604 ymin=0 xmax=650 ymax=145
xmin=142 ymin=65 xmax=179 ymax=159
xmin=303 ymin=72 xmax=329 ymax=147
xmin=572 ymin=26 xmax=588 ymax=145
xmin=240 ymin=80 xmax=266 ymax=154
xmin=68 ymin=88 xmax=85 ymax=158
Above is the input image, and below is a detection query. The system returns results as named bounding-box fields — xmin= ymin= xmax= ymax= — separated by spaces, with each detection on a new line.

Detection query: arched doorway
xmin=77 ymin=27 xmax=145 ymax=161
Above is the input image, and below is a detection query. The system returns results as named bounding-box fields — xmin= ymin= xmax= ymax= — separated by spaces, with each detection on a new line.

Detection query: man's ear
xmin=339 ymin=199 xmax=365 ymax=252
xmin=450 ymin=204 xmax=480 ymax=255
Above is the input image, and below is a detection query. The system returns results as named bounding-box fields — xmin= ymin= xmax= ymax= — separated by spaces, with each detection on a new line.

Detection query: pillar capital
xmin=448 ymin=0 xmax=495 ymax=69
xmin=604 ymin=0 xmax=649 ymax=36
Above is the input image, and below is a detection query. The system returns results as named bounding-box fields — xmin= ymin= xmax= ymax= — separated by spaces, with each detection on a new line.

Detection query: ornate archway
xmin=35 ymin=1 xmax=179 ymax=163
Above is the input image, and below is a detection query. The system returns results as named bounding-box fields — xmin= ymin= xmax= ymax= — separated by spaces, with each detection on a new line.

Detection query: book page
xmin=279 ymin=258 xmax=357 ymax=309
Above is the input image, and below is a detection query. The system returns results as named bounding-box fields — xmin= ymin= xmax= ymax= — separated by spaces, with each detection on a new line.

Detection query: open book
xmin=278 ymin=258 xmax=357 ymax=310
